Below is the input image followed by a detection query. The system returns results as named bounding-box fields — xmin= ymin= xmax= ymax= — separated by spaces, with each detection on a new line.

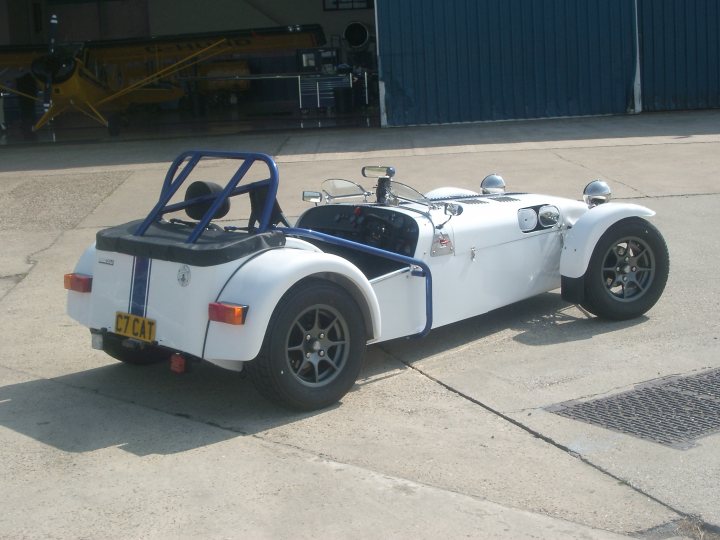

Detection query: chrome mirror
xmin=362 ymin=166 xmax=395 ymax=178
xmin=444 ymin=202 xmax=463 ymax=216
xmin=302 ymin=191 xmax=323 ymax=204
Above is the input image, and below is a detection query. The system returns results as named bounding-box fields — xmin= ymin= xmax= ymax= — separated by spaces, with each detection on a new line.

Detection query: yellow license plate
xmin=115 ymin=312 xmax=156 ymax=343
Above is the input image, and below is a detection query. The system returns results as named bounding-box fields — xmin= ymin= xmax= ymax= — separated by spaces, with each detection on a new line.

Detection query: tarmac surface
xmin=0 ymin=110 xmax=719 ymax=539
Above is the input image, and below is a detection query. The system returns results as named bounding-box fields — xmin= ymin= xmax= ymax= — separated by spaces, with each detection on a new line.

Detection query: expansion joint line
xmin=381 ymin=346 xmax=716 ymax=534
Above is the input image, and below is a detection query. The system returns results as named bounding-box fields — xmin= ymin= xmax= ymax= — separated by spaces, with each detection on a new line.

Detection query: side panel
xmin=433 ymin=223 xmax=564 ymax=328
xmin=560 ymin=203 xmax=655 ymax=279
xmin=204 ymin=249 xmax=381 ymax=363
xmin=370 ymin=269 xmax=426 ymax=343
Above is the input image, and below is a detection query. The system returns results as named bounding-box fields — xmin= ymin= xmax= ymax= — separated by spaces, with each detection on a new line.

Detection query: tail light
xmin=64 ymin=273 xmax=93 ymax=293
xmin=208 ymin=302 xmax=248 ymax=325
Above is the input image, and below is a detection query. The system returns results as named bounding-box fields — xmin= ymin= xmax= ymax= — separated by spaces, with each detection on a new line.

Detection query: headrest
xmin=184 ymin=181 xmax=230 ymax=220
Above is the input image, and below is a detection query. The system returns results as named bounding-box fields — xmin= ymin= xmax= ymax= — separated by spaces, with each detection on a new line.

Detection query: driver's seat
xmin=248 ymin=185 xmax=290 ymax=231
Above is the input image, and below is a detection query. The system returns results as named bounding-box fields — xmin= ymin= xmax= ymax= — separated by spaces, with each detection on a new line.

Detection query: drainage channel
xmin=548 ymin=368 xmax=720 ymax=450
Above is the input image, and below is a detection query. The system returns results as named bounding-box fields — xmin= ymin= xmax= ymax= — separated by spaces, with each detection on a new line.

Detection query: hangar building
xmin=0 ymin=0 xmax=718 ymax=135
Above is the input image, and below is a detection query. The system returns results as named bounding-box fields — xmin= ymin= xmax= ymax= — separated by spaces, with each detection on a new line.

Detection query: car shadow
xmin=0 ymin=293 xmax=645 ymax=456
xmin=0 ymin=360 xmax=335 ymax=456
xmin=377 ymin=292 xmax=646 ymax=366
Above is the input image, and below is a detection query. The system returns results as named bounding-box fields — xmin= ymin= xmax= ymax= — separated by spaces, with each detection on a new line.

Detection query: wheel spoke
xmin=313 ymin=308 xmax=320 ymax=333
xmin=294 ymin=320 xmax=308 ymax=334
xmin=297 ymin=358 xmax=318 ymax=382
xmin=321 ymin=315 xmax=338 ymax=333
xmin=323 ymin=356 xmax=339 ymax=371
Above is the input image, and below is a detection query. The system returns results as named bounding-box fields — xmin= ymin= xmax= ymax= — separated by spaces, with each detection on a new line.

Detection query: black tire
xmin=248 ymin=279 xmax=366 ymax=410
xmin=581 ymin=218 xmax=669 ymax=320
xmin=102 ymin=333 xmax=169 ymax=365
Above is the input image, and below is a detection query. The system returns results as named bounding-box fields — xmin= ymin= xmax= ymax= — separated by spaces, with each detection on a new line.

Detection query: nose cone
xmin=31 ymin=53 xmax=76 ymax=84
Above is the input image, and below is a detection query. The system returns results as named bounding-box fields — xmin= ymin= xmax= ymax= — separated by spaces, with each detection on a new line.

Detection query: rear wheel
xmin=581 ymin=218 xmax=669 ymax=320
xmin=248 ymin=280 xmax=366 ymax=410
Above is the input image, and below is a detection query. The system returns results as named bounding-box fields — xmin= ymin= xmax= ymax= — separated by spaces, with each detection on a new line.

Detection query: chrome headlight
xmin=481 ymin=174 xmax=506 ymax=194
xmin=583 ymin=180 xmax=612 ymax=207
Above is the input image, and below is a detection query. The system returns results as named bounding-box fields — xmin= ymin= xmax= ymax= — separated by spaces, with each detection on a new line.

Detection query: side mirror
xmin=302 ymin=191 xmax=323 ymax=204
xmin=362 ymin=166 xmax=395 ymax=178
xmin=444 ymin=202 xmax=463 ymax=216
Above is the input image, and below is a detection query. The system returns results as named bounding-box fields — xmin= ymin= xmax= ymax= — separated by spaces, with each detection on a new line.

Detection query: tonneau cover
xmin=96 ymin=219 xmax=285 ymax=266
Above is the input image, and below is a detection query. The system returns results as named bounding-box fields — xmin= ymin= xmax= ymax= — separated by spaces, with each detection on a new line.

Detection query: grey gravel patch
xmin=2 ymin=171 xmax=130 ymax=230
xmin=548 ymin=368 xmax=720 ymax=449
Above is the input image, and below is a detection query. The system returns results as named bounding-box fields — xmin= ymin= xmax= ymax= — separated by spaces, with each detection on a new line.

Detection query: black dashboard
xmin=295 ymin=205 xmax=420 ymax=257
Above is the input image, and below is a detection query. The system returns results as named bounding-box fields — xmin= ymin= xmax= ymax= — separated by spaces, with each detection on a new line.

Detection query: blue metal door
xmin=376 ymin=0 xmax=638 ymax=126
xmin=638 ymin=0 xmax=720 ymax=111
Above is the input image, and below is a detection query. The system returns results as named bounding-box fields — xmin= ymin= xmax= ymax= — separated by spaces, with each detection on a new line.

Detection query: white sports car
xmin=65 ymin=150 xmax=669 ymax=410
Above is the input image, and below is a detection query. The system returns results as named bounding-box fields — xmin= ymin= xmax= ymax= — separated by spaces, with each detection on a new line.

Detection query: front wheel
xmin=581 ymin=218 xmax=669 ymax=320
xmin=248 ymin=280 xmax=366 ymax=410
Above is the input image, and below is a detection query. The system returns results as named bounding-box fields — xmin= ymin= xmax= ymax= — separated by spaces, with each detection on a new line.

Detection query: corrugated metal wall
xmin=639 ymin=0 xmax=720 ymax=111
xmin=376 ymin=0 xmax=638 ymax=126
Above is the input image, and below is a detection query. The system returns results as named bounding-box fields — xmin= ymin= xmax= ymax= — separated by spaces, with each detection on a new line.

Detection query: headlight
xmin=583 ymin=180 xmax=612 ymax=207
xmin=481 ymin=174 xmax=506 ymax=194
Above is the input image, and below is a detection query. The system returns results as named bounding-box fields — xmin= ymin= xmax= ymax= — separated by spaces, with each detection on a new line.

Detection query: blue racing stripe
xmin=129 ymin=257 xmax=151 ymax=316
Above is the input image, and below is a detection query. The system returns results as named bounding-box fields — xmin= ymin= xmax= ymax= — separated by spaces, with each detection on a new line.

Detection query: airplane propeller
xmin=28 ymin=14 xmax=77 ymax=115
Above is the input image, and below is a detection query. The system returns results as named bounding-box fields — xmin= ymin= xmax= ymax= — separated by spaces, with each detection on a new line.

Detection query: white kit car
xmin=65 ymin=151 xmax=669 ymax=410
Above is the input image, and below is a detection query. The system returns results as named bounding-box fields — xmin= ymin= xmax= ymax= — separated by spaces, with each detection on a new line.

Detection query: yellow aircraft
xmin=0 ymin=17 xmax=324 ymax=134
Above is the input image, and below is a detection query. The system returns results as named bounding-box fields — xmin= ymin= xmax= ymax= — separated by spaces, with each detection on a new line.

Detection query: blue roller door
xmin=639 ymin=0 xmax=720 ymax=111
xmin=376 ymin=0 xmax=638 ymax=126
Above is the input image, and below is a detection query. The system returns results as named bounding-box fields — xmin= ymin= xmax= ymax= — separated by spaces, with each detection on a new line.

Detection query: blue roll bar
xmin=133 ymin=150 xmax=279 ymax=242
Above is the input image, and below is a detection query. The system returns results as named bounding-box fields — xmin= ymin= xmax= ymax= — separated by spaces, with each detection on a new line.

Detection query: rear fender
xmin=204 ymin=248 xmax=381 ymax=363
xmin=560 ymin=203 xmax=655 ymax=279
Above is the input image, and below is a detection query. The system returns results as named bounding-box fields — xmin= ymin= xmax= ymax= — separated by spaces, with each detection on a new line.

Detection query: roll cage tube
xmin=133 ymin=150 xmax=280 ymax=243
xmin=284 ymin=227 xmax=433 ymax=338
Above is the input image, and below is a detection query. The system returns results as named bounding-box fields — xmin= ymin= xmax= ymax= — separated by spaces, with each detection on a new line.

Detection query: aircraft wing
xmin=0 ymin=45 xmax=45 ymax=79
xmin=83 ymin=25 xmax=325 ymax=72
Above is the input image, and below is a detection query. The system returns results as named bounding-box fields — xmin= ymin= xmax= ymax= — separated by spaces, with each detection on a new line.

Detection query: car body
xmin=65 ymin=150 xmax=669 ymax=410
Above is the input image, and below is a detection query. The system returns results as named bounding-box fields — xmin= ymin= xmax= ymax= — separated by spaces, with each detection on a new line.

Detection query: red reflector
xmin=64 ymin=273 xmax=93 ymax=293
xmin=170 ymin=353 xmax=187 ymax=374
xmin=208 ymin=302 xmax=248 ymax=325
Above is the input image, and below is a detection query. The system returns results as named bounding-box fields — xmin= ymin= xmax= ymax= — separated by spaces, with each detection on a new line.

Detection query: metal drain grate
xmin=548 ymin=368 xmax=720 ymax=449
